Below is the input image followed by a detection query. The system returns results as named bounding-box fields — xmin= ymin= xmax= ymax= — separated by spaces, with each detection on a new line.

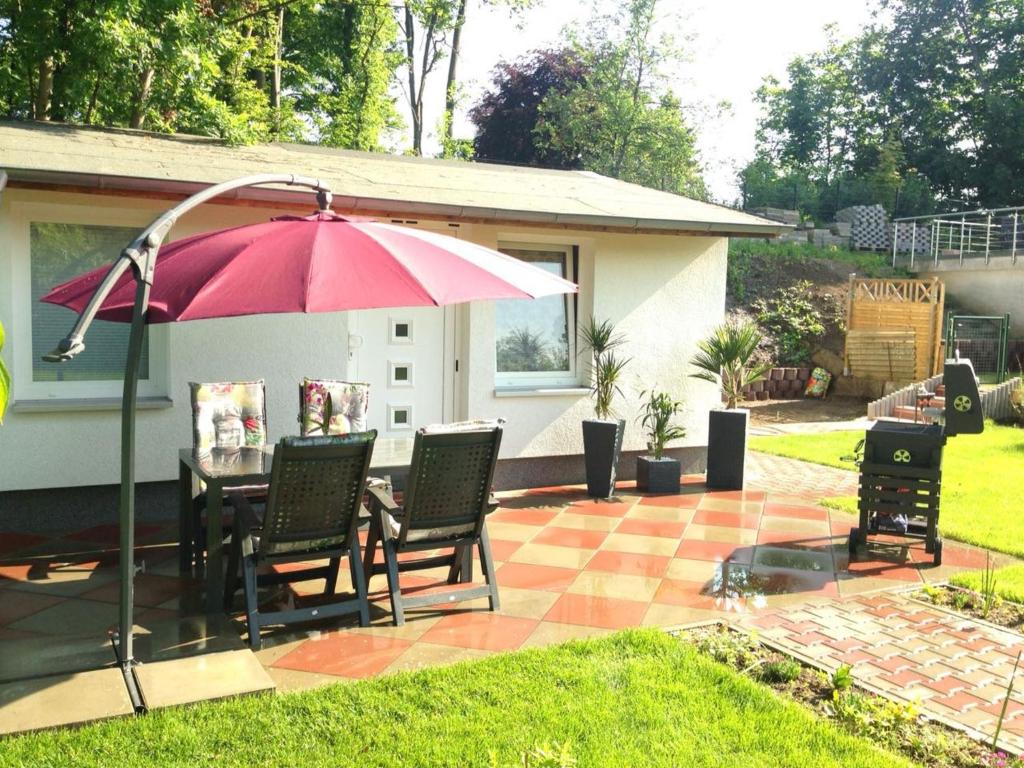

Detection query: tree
xmin=469 ymin=47 xmax=589 ymax=167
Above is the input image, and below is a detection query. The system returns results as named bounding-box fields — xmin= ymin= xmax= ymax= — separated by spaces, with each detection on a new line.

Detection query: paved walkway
xmin=747 ymin=452 xmax=859 ymax=499
xmin=741 ymin=591 xmax=1024 ymax=753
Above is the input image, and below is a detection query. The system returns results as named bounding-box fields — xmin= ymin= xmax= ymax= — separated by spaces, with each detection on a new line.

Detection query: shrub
xmin=760 ymin=659 xmax=802 ymax=684
xmin=753 ymin=281 xmax=826 ymax=365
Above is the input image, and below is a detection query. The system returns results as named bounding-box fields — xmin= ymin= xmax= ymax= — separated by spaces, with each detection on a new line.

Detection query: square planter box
xmin=637 ymin=456 xmax=681 ymax=494
xmin=706 ymin=409 xmax=749 ymax=490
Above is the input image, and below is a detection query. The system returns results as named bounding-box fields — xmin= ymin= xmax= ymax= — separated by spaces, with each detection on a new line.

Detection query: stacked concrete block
xmin=742 ymin=368 xmax=812 ymax=400
xmin=836 ymin=205 xmax=891 ymax=251
xmin=749 ymin=208 xmax=801 ymax=226
xmin=892 ymin=222 xmax=932 ymax=255
xmin=810 ymin=228 xmax=851 ymax=248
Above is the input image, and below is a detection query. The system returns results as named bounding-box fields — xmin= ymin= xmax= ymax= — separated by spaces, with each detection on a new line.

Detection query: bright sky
xmin=412 ymin=0 xmax=877 ymax=204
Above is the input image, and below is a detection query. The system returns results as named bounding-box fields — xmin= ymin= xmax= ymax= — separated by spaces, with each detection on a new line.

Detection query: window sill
xmin=11 ymin=397 xmax=174 ymax=414
xmin=493 ymin=386 xmax=590 ymax=398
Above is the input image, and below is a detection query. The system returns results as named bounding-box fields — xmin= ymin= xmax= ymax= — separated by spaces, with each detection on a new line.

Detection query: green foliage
xmin=690 ymin=321 xmax=771 ymax=409
xmin=497 ymin=327 xmax=568 ymax=373
xmin=695 ymin=626 xmax=760 ymax=669
xmin=743 ymin=0 xmax=1024 ymax=216
xmin=492 ymin=742 xmax=577 ymax=768
xmin=638 ymin=390 xmax=686 ymax=459
xmin=830 ymin=664 xmax=854 ymax=692
xmin=0 ymin=320 xmax=9 ymax=424
xmin=0 ymin=0 xmax=399 ymax=149
xmin=579 ymin=317 xmax=628 ymax=420
xmin=952 ymin=563 xmax=1024 ymax=607
xmin=752 ymin=281 xmax=826 ymax=366
xmin=980 ymin=552 xmax=1000 ymax=619
xmin=760 ymin=659 xmax=802 ymax=684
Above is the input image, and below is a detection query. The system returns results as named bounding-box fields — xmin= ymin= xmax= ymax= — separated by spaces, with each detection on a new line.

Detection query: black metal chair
xmin=362 ymin=423 xmax=503 ymax=626
xmin=224 ymin=432 xmax=376 ymax=649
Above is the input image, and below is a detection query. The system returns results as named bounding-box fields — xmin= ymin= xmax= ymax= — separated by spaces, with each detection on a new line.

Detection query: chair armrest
xmin=227 ymin=491 xmax=264 ymax=535
xmin=367 ymin=484 xmax=402 ymax=514
xmin=486 ymin=493 xmax=499 ymax=514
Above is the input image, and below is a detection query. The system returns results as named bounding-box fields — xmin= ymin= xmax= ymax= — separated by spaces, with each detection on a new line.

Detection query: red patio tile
xmin=871 ymin=655 xmax=915 ymax=673
xmin=880 ymin=670 xmax=929 ymax=688
xmin=824 ymin=638 xmax=866 ymax=653
xmin=763 ymin=504 xmax=828 ymax=522
xmin=489 ymin=507 xmax=562 ymax=526
xmin=544 ymin=593 xmax=649 ymax=630
xmin=496 ymin=563 xmax=580 ymax=592
xmin=419 ymin=612 xmax=538 ymax=651
xmin=844 ymin=559 xmax=925 ymax=582
xmin=704 ymin=490 xmax=766 ymax=502
xmin=565 ymin=500 xmax=634 ymax=518
xmin=755 ymin=529 xmax=833 ymax=548
xmin=272 ymin=631 xmax=412 ymax=678
xmin=651 ymin=579 xmax=715 ymax=609
xmin=532 ymin=527 xmax=609 ymax=550
xmin=68 ymin=523 xmax=166 ymax=545
xmin=690 ymin=510 xmax=760 ymax=530
xmin=614 ymin=518 xmax=687 ymax=539
xmin=584 ymin=551 xmax=671 ymax=578
xmin=484 ymin=538 xmax=524 ymax=562
xmin=632 ymin=493 xmax=702 ymax=509
xmin=79 ymin=573 xmax=194 ymax=608
xmin=0 ymin=532 xmax=47 ymax=556
xmin=675 ymin=539 xmax=753 ymax=563
xmin=922 ymin=676 xmax=969 ymax=696
xmin=933 ymin=692 xmax=988 ymax=712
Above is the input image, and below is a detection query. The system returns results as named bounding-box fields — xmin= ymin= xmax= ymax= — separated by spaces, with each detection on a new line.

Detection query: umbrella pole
xmin=116 ymin=276 xmax=150 ymax=712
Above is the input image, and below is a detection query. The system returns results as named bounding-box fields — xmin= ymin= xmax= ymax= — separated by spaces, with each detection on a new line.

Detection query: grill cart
xmin=848 ymin=359 xmax=983 ymax=566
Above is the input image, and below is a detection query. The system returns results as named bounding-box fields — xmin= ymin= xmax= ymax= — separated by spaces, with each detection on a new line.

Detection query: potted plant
xmin=690 ymin=321 xmax=770 ymax=489
xmin=579 ymin=317 xmax=629 ymax=498
xmin=636 ymin=389 xmax=687 ymax=493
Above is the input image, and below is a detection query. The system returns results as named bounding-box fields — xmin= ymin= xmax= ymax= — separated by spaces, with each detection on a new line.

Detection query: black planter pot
xmin=637 ymin=456 xmax=681 ymax=494
xmin=582 ymin=418 xmax=625 ymax=498
xmin=706 ymin=408 xmax=749 ymax=490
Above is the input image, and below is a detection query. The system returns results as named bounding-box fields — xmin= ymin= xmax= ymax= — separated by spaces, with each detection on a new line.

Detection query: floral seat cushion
xmin=300 ymin=378 xmax=370 ymax=436
xmin=190 ymin=380 xmax=267 ymax=452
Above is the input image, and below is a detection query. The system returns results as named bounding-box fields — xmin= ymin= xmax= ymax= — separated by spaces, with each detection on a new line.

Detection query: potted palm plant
xmin=579 ymin=317 xmax=629 ymax=498
xmin=637 ymin=390 xmax=687 ymax=493
xmin=690 ymin=321 xmax=770 ymax=489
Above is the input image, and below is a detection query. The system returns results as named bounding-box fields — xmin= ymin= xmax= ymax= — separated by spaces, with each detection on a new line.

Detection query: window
xmin=21 ymin=219 xmax=167 ymax=400
xmin=495 ymin=245 xmax=575 ymax=387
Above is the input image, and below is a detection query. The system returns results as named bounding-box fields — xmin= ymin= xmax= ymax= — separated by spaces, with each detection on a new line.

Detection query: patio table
xmin=178 ymin=437 xmax=415 ymax=613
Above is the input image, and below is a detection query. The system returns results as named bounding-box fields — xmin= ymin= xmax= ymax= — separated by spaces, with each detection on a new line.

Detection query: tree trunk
xmin=403 ymin=3 xmax=422 ymax=154
xmin=270 ymin=5 xmax=284 ymax=137
xmin=443 ymin=0 xmax=468 ymax=142
xmin=35 ymin=57 xmax=54 ymax=121
xmin=129 ymin=67 xmax=154 ymax=129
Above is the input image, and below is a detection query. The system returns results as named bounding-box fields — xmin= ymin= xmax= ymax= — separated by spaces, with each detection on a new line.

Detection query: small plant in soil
xmin=760 ymin=659 xmax=801 ymax=684
xmin=830 ymin=664 xmax=854 ymax=692
xmin=981 ymin=552 xmax=1000 ymax=619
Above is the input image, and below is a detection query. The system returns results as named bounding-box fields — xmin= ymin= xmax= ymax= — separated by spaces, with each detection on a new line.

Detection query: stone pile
xmin=837 ymin=205 xmax=890 ymax=250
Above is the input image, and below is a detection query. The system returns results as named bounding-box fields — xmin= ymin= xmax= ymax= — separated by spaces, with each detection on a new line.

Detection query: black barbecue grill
xmin=848 ymin=359 xmax=984 ymax=566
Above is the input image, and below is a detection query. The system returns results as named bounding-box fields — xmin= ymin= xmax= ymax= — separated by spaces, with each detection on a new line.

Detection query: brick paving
xmin=747 ymin=452 xmax=859 ymax=499
xmin=741 ymin=591 xmax=1024 ymax=753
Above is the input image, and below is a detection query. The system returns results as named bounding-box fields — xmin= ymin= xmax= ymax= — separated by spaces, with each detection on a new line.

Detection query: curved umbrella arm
xmin=43 ymin=173 xmax=332 ymax=362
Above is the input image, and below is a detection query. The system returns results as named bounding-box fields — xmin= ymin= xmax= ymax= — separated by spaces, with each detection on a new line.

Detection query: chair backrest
xmin=190 ymin=380 xmax=267 ymax=453
xmin=260 ymin=431 xmax=377 ymax=558
xmin=298 ymin=378 xmax=370 ymax=436
xmin=397 ymin=422 xmax=503 ymax=548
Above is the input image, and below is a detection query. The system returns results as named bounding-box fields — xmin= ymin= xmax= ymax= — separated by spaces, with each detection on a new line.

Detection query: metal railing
xmin=892 ymin=205 xmax=1023 ymax=269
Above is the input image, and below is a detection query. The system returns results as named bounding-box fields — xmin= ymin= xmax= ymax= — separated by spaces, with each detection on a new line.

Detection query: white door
xmin=348 ymin=220 xmax=462 ymax=436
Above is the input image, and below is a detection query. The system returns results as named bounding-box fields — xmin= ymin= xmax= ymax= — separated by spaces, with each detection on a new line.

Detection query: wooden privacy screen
xmin=844 ymin=277 xmax=945 ymax=382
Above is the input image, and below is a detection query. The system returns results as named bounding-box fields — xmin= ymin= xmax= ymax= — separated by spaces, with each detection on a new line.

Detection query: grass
xmin=951 ymin=563 xmax=1024 ymax=604
xmin=750 ymin=422 xmax=1024 ymax=558
xmin=728 ymin=238 xmax=898 ymax=278
xmin=0 ymin=630 xmax=915 ymax=768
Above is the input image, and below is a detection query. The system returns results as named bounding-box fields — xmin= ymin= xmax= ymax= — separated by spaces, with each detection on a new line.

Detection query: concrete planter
xmin=582 ymin=419 xmax=625 ymax=498
xmin=636 ymin=455 xmax=681 ymax=494
xmin=706 ymin=408 xmax=749 ymax=490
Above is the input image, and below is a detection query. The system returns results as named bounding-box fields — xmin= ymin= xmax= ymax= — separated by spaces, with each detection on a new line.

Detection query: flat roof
xmin=0 ymin=121 xmax=787 ymax=237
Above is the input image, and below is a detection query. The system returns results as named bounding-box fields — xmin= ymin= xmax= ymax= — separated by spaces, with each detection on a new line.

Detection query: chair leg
xmin=192 ymin=496 xmax=206 ymax=575
xmin=478 ymin=524 xmax=500 ymax=613
xmin=223 ymin=530 xmax=240 ymax=611
xmin=459 ymin=544 xmax=474 ymax=583
xmin=382 ymin=540 xmax=405 ymax=627
xmin=324 ymin=557 xmax=341 ymax=596
xmin=362 ymin=518 xmax=381 ymax=586
xmin=349 ymin=538 xmax=370 ymax=627
xmin=242 ymin=553 xmax=262 ymax=650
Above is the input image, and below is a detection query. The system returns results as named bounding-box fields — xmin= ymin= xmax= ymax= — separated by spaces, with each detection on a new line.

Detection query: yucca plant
xmin=579 ymin=317 xmax=629 ymax=419
xmin=690 ymin=321 xmax=771 ymax=409
xmin=0 ymin=320 xmax=10 ymax=424
xmin=639 ymin=390 xmax=687 ymax=459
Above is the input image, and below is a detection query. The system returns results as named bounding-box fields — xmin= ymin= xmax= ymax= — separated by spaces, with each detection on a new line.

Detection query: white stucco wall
xmin=914 ymin=259 xmax=1023 ymax=337
xmin=0 ymin=187 xmax=726 ymax=491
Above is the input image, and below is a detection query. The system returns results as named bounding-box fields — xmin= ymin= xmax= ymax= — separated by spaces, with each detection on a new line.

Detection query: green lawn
xmin=0 ymin=630 xmax=914 ymax=768
xmin=750 ymin=423 xmax=1024 ymax=558
xmin=951 ymin=563 xmax=1024 ymax=604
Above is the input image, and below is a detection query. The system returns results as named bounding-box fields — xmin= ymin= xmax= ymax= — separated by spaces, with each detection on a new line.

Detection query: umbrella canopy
xmin=42 ymin=212 xmax=576 ymax=321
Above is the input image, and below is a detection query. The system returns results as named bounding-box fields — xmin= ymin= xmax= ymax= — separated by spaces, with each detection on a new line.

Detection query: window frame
xmin=494 ymin=242 xmax=578 ymax=389
xmin=11 ymin=202 xmax=169 ymax=402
